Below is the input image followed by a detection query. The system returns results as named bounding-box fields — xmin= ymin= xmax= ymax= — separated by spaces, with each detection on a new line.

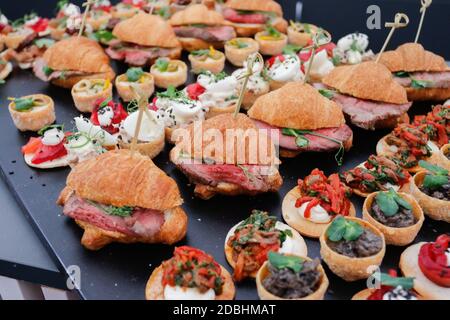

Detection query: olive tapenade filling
xmin=418 ymin=161 xmax=450 ymax=201
xmin=325 ymin=216 xmax=383 ymax=258
xmin=370 ymin=189 xmax=416 ymax=228
xmin=262 ymin=252 xmax=321 ymax=299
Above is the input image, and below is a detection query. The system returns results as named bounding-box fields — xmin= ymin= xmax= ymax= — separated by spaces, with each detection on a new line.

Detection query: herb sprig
xmin=375 ymin=188 xmax=411 ymax=217
xmin=268 ymin=251 xmax=304 ymax=273
xmin=326 ymin=216 xmax=363 ymax=242
xmin=419 ymin=160 xmax=449 ymax=190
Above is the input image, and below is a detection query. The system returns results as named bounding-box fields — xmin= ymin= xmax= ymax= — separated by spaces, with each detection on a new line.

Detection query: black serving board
xmin=0 ymin=56 xmax=448 ymax=300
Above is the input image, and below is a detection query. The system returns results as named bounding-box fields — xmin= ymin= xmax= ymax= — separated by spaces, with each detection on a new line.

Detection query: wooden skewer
xmin=233 ymin=52 xmax=264 ymax=118
xmin=415 ymin=0 xmax=432 ymax=43
xmin=375 ymin=13 xmax=409 ymax=63
xmin=303 ymin=29 xmax=331 ymax=84
xmin=78 ymin=0 xmax=96 ymax=37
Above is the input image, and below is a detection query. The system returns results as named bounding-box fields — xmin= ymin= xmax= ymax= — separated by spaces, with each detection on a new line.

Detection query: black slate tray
xmin=0 ymin=57 xmax=448 ymax=300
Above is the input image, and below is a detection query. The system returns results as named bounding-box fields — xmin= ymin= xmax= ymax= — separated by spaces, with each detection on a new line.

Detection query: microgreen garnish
xmin=93 ymin=29 xmax=116 ymax=43
xmin=86 ymin=200 xmax=134 ymax=217
xmin=126 ymin=67 xmax=144 ymax=82
xmin=282 ymin=44 xmax=302 ymax=55
xmin=419 ymin=160 xmax=449 ymax=190
xmin=12 ymin=12 xmax=36 ymax=28
xmin=34 ymin=38 xmax=55 ymax=49
xmin=154 ymin=58 xmax=169 ymax=72
xmin=265 ymin=23 xmax=281 ymax=38
xmin=326 ymin=216 xmax=363 ymax=242
xmin=411 ymin=78 xmax=433 ymax=89
xmin=155 ymin=6 xmax=170 ymax=19
xmin=373 ymin=272 xmax=415 ymax=290
xmin=375 ymin=188 xmax=411 ymax=217
xmin=318 ymin=88 xmax=335 ymax=99
xmin=38 ymin=124 xmax=64 ymax=136
xmin=156 ymin=85 xmax=191 ymax=103
xmin=281 ymin=128 xmax=345 ymax=166
xmin=268 ymin=251 xmax=304 ymax=273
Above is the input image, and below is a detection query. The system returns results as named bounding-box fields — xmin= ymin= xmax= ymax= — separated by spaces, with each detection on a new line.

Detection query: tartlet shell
xmin=8 ymin=94 xmax=56 ymax=132
xmin=115 ymin=73 xmax=155 ymax=102
xmin=255 ymin=32 xmax=287 ymax=56
xmin=71 ymin=79 xmax=113 ymax=113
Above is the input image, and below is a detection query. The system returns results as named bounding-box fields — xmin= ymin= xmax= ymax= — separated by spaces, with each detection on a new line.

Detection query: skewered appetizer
xmin=340 ymin=155 xmax=411 ymax=197
xmin=186 ymin=71 xmax=238 ymax=119
xmin=107 ymin=12 xmax=181 ymax=67
xmin=231 ymin=59 xmax=269 ymax=110
xmin=224 ymin=38 xmax=259 ymax=67
xmin=48 ymin=2 xmax=82 ymax=40
xmin=320 ymin=216 xmax=385 ymax=281
xmin=115 ymin=67 xmax=155 ymax=102
xmin=4 ymin=12 xmax=54 ymax=69
xmin=318 ymin=61 xmax=411 ymax=130
xmin=87 ymin=1 xmax=113 ymax=31
xmin=400 ymin=235 xmax=450 ymax=300
xmin=282 ymin=169 xmax=356 ymax=239
xmin=111 ymin=0 xmax=144 ymax=20
xmin=188 ymin=47 xmax=225 ymax=74
xmin=300 ymin=47 xmax=335 ymax=83
xmin=57 ymin=149 xmax=188 ymax=250
xmin=376 ymin=124 xmax=446 ymax=172
xmin=150 ymin=58 xmax=187 ymax=88
xmin=89 ymin=98 xmax=128 ymax=137
xmin=409 ymin=161 xmax=450 ymax=222
xmin=352 ymin=270 xmax=419 ymax=300
xmin=146 ymin=246 xmax=235 ymax=300
xmin=247 ymin=82 xmax=353 ymax=160
xmin=8 ymin=94 xmax=55 ymax=132
xmin=224 ymin=210 xmax=307 ymax=281
xmin=287 ymin=21 xmax=320 ymax=47
xmin=332 ymin=32 xmax=374 ymax=65
xmin=169 ymin=4 xmax=236 ymax=51
xmin=72 ymin=79 xmax=113 ymax=113
xmin=379 ymin=43 xmax=450 ymax=101
xmin=169 ymin=113 xmax=282 ymax=199
xmin=33 ymin=36 xmax=115 ymax=89
xmin=254 ymin=24 xmax=287 ymax=56
xmin=265 ymin=54 xmax=303 ymax=90
xmin=256 ymin=252 xmax=328 ymax=300
xmin=73 ymin=115 xmax=118 ymax=148
xmin=222 ymin=0 xmax=287 ymax=37
xmin=118 ymin=109 xmax=165 ymax=158
xmin=152 ymin=86 xmax=206 ymax=140
xmin=362 ymin=189 xmax=424 ymax=246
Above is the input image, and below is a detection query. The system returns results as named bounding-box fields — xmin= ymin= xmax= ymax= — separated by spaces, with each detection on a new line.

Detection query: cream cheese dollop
xmin=97 ymin=106 xmax=114 ymax=127
xmin=268 ymin=55 xmax=303 ymax=83
xmin=164 ymin=285 xmax=215 ymax=300
xmin=74 ymin=116 xmax=117 ymax=146
xmin=303 ymin=50 xmax=335 ymax=79
xmin=334 ymin=33 xmax=374 ymax=65
xmin=232 ymin=61 xmax=269 ymax=95
xmin=119 ymin=110 xmax=164 ymax=143
xmin=156 ymin=97 xmax=205 ymax=128
xmin=63 ymin=3 xmax=81 ymax=16
xmin=297 ymin=201 xmax=331 ymax=224
xmin=65 ymin=135 xmax=101 ymax=164
xmin=197 ymin=73 xmax=238 ymax=109
xmin=41 ymin=128 xmax=64 ymax=146
xmin=382 ymin=286 xmax=418 ymax=300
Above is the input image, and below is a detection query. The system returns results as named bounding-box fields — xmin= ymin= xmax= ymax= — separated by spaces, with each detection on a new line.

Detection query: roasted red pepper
xmin=90 ymin=99 xmax=128 ymax=134
xmin=418 ymin=234 xmax=450 ymax=287
xmin=31 ymin=141 xmax=67 ymax=164
xmin=266 ymin=54 xmax=285 ymax=68
xmin=186 ymin=83 xmax=206 ymax=101
xmin=28 ymin=18 xmax=49 ymax=33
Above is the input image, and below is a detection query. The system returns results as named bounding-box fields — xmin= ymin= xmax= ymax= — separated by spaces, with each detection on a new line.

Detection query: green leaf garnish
xmin=419 ymin=161 xmax=449 ymax=190
xmin=374 ymin=272 xmax=415 ymax=290
xmin=38 ymin=124 xmax=64 ymax=136
xmin=126 ymin=67 xmax=144 ymax=82
xmin=375 ymin=188 xmax=412 ymax=217
xmin=265 ymin=23 xmax=281 ymax=38
xmin=94 ymin=30 xmax=115 ymax=43
xmin=419 ymin=160 xmax=448 ymax=176
xmin=43 ymin=65 xmax=53 ymax=76
xmin=34 ymin=38 xmax=55 ymax=49
xmin=13 ymin=97 xmax=35 ymax=112
xmin=394 ymin=71 xmax=410 ymax=78
xmin=155 ymin=58 xmax=169 ymax=72
xmin=268 ymin=251 xmax=304 ymax=273
xmin=318 ymin=89 xmax=335 ymax=99
xmin=86 ymin=200 xmax=133 ymax=217
xmin=283 ymin=44 xmax=302 ymax=55
xmin=326 ymin=216 xmax=363 ymax=242
xmin=411 ymin=78 xmax=433 ymax=89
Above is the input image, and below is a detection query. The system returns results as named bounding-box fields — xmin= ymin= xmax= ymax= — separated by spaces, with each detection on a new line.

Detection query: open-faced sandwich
xmin=247 ymin=82 xmax=353 ymax=160
xmin=340 ymin=155 xmax=411 ymax=197
xmin=118 ymin=108 xmax=165 ymax=159
xmin=146 ymin=245 xmax=235 ymax=300
xmin=265 ymin=54 xmax=303 ymax=90
xmin=57 ymin=149 xmax=188 ymax=250
xmin=152 ymin=85 xmax=206 ymax=140
xmin=170 ymin=113 xmax=283 ymax=199
xmin=254 ymin=24 xmax=287 ymax=56
xmin=107 ymin=12 xmax=181 ymax=67
xmin=320 ymin=216 xmax=385 ymax=281
xmin=150 ymin=57 xmax=187 ymax=89
xmin=376 ymin=124 xmax=447 ymax=173
xmin=379 ymin=43 xmax=450 ymax=101
xmin=318 ymin=61 xmax=411 ymax=130
xmin=111 ymin=0 xmax=144 ymax=20
xmin=332 ymin=32 xmax=374 ymax=66
xmin=224 ymin=37 xmax=259 ymax=67
xmin=409 ymin=161 xmax=450 ymax=223
xmin=4 ymin=12 xmax=54 ymax=69
xmin=71 ymin=78 xmax=113 ymax=113
xmin=282 ymin=169 xmax=355 ymax=239
xmin=115 ymin=67 xmax=155 ymax=102
xmin=231 ymin=59 xmax=269 ymax=110
xmin=169 ymin=4 xmax=236 ymax=52
xmin=185 ymin=71 xmax=238 ymax=118
xmin=400 ymin=234 xmax=450 ymax=300
xmin=8 ymin=94 xmax=56 ymax=132
xmin=352 ymin=269 xmax=419 ymax=300
xmin=222 ymin=0 xmax=287 ymax=37
xmin=188 ymin=47 xmax=225 ymax=74
xmin=287 ymin=21 xmax=321 ymax=47
xmin=224 ymin=210 xmax=307 ymax=281
xmin=33 ymin=36 xmax=115 ymax=89
xmin=362 ymin=189 xmax=424 ymax=246
xmin=256 ymin=252 xmax=328 ymax=300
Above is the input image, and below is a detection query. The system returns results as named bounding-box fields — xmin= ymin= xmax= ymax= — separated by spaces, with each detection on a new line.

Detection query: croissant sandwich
xmin=33 ymin=36 xmax=115 ymax=89
xmin=57 ymin=150 xmax=188 ymax=250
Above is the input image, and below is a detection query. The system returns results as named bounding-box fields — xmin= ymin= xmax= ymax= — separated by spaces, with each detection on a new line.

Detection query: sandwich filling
xmin=33 ymin=58 xmax=99 ymax=83
xmin=393 ymin=70 xmax=450 ymax=90
xmin=173 ymin=24 xmax=236 ymax=43
xmin=223 ymin=8 xmax=276 ymax=25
